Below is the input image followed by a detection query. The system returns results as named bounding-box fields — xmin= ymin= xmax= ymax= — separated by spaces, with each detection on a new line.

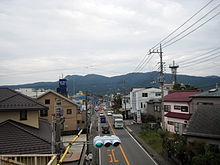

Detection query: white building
xmin=15 ymin=88 xmax=48 ymax=98
xmin=130 ymin=87 xmax=168 ymax=116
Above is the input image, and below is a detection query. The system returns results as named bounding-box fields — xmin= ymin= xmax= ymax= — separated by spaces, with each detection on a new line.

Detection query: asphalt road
xmin=97 ymin=108 xmax=158 ymax=165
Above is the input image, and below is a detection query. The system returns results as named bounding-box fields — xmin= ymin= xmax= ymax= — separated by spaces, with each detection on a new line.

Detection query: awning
xmin=165 ymin=112 xmax=191 ymax=120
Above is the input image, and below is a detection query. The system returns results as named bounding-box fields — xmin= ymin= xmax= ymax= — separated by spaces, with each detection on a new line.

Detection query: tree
xmin=112 ymin=94 xmax=122 ymax=112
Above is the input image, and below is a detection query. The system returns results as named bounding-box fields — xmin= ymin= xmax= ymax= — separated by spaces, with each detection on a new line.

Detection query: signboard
xmin=137 ymin=109 xmax=141 ymax=124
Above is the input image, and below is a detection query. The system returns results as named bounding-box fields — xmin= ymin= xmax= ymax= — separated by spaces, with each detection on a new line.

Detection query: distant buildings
xmin=15 ymin=88 xmax=48 ymax=98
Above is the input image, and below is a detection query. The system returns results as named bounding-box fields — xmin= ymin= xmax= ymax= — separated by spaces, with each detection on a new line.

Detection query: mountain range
xmin=3 ymin=72 xmax=220 ymax=96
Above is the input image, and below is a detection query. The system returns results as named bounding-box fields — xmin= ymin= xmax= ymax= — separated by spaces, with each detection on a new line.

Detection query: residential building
xmin=130 ymin=87 xmax=167 ymax=118
xmin=147 ymin=98 xmax=162 ymax=120
xmin=183 ymin=105 xmax=220 ymax=147
xmin=121 ymin=94 xmax=130 ymax=118
xmin=15 ymin=88 xmax=48 ymax=98
xmin=164 ymin=90 xmax=202 ymax=134
xmin=37 ymin=90 xmax=86 ymax=134
xmin=0 ymin=87 xmax=52 ymax=155
xmin=190 ymin=87 xmax=220 ymax=110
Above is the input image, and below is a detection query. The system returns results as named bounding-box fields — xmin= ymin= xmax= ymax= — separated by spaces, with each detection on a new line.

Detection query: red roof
xmin=165 ymin=112 xmax=191 ymax=120
xmin=164 ymin=90 xmax=202 ymax=102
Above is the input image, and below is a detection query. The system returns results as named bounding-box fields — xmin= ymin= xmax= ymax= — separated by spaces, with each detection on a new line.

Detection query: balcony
xmin=0 ymin=154 xmax=57 ymax=165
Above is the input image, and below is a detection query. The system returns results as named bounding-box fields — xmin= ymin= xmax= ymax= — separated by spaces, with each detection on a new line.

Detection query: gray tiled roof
xmin=183 ymin=105 xmax=220 ymax=139
xmin=0 ymin=119 xmax=52 ymax=154
xmin=190 ymin=88 xmax=220 ymax=98
xmin=0 ymin=87 xmax=48 ymax=111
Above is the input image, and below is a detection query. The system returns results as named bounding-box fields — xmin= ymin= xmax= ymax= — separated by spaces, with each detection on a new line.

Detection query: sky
xmin=0 ymin=0 xmax=220 ymax=85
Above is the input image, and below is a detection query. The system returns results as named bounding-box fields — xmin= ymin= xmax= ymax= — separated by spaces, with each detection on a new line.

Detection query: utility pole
xmin=85 ymin=89 xmax=89 ymax=154
xmin=150 ymin=44 xmax=165 ymax=130
xmin=123 ymin=79 xmax=127 ymax=119
xmin=55 ymin=99 xmax=65 ymax=160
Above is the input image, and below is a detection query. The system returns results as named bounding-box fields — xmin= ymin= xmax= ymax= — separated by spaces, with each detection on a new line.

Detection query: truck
xmin=113 ymin=114 xmax=123 ymax=129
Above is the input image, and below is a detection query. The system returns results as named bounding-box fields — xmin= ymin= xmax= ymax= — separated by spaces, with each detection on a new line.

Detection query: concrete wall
xmin=0 ymin=110 xmax=39 ymax=128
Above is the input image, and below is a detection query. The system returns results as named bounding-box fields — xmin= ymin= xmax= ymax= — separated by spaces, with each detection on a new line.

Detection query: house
xmin=164 ymin=90 xmax=202 ymax=134
xmin=121 ymin=94 xmax=130 ymax=119
xmin=183 ymin=105 xmax=220 ymax=147
xmin=190 ymin=87 xmax=220 ymax=110
xmin=37 ymin=90 xmax=86 ymax=134
xmin=130 ymin=87 xmax=167 ymax=120
xmin=0 ymin=87 xmax=52 ymax=154
xmin=147 ymin=98 xmax=162 ymax=120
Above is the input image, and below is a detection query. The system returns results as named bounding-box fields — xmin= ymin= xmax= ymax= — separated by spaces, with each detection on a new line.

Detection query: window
xmin=181 ymin=106 xmax=188 ymax=112
xmin=20 ymin=110 xmax=27 ymax=120
xmin=82 ymin=121 xmax=85 ymax=124
xmin=174 ymin=105 xmax=181 ymax=110
xmin=40 ymin=109 xmax=48 ymax=117
xmin=167 ymin=121 xmax=174 ymax=125
xmin=154 ymin=105 xmax=160 ymax=112
xmin=142 ymin=93 xmax=148 ymax=97
xmin=77 ymin=120 xmax=80 ymax=124
xmin=164 ymin=105 xmax=171 ymax=112
xmin=67 ymin=109 xmax=72 ymax=114
xmin=155 ymin=92 xmax=161 ymax=96
xmin=45 ymin=99 xmax=50 ymax=104
xmin=141 ymin=102 xmax=143 ymax=108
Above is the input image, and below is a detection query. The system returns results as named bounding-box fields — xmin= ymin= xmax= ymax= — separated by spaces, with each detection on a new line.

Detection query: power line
xmin=151 ymin=0 xmax=216 ymax=50
xmin=178 ymin=47 xmax=220 ymax=65
xmin=163 ymin=11 xmax=220 ymax=48
xmin=163 ymin=3 xmax=220 ymax=48
xmin=181 ymin=52 xmax=220 ymax=68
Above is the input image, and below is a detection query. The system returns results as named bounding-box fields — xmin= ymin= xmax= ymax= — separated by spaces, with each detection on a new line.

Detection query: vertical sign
xmin=136 ymin=92 xmax=141 ymax=124
xmin=137 ymin=109 xmax=141 ymax=124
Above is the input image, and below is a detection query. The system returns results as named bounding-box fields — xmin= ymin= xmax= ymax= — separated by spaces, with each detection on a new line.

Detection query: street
xmin=97 ymin=107 xmax=158 ymax=165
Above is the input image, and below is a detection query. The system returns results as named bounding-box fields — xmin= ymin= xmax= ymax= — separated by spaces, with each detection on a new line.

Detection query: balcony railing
xmin=0 ymin=154 xmax=57 ymax=165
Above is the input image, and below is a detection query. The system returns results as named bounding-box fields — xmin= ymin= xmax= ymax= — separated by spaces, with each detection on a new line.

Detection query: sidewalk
xmin=124 ymin=121 xmax=174 ymax=165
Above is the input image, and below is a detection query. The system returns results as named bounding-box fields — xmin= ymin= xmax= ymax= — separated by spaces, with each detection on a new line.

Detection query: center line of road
xmin=102 ymin=109 xmax=130 ymax=165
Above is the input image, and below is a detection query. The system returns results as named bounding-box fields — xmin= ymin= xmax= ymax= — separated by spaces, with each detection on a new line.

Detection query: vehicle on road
xmin=102 ymin=125 xmax=110 ymax=134
xmin=99 ymin=113 xmax=104 ymax=117
xmin=112 ymin=114 xmax=123 ymax=120
xmin=107 ymin=112 xmax=112 ymax=116
xmin=113 ymin=118 xmax=123 ymax=128
xmin=100 ymin=116 xmax=106 ymax=123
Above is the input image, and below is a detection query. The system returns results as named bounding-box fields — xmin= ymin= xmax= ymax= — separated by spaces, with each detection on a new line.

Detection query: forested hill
xmin=3 ymin=72 xmax=220 ymax=96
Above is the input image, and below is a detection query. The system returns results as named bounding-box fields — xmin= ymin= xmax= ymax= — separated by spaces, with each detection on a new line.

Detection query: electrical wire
xmin=163 ymin=11 xmax=220 ymax=48
xmin=163 ymin=4 xmax=220 ymax=48
xmin=151 ymin=0 xmax=216 ymax=50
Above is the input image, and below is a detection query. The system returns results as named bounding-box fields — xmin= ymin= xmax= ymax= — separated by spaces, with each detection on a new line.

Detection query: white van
xmin=113 ymin=118 xmax=123 ymax=129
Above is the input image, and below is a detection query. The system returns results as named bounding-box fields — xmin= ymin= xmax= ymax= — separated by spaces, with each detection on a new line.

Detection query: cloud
xmin=0 ymin=0 xmax=219 ymax=85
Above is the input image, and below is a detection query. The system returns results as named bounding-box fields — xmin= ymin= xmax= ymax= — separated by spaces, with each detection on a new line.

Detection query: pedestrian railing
xmin=0 ymin=154 xmax=57 ymax=165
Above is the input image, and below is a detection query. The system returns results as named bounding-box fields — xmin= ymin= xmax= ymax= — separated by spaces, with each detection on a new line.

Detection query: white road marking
xmin=125 ymin=128 xmax=158 ymax=165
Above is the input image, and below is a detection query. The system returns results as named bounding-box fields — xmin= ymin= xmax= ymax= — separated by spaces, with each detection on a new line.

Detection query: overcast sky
xmin=0 ymin=0 xmax=220 ymax=85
